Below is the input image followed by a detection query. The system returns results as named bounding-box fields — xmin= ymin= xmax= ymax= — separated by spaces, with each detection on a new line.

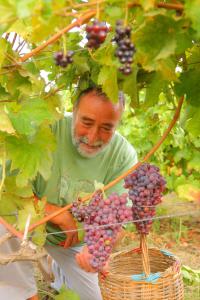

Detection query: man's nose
xmin=87 ymin=127 xmax=99 ymax=144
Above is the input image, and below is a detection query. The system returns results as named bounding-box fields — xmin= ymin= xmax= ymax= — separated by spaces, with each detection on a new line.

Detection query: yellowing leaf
xmin=0 ymin=109 xmax=15 ymax=134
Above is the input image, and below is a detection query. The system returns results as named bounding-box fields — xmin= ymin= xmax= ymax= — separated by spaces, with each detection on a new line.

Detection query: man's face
xmin=72 ymin=92 xmax=122 ymax=158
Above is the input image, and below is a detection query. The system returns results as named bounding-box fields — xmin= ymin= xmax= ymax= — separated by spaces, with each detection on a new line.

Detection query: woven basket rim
xmin=105 ymin=247 xmax=181 ymax=281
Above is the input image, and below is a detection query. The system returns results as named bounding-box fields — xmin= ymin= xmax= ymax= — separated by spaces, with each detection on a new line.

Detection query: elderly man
xmin=0 ymin=87 xmax=137 ymax=300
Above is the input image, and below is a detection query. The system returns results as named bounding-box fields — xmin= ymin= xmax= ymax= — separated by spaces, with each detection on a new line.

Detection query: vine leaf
xmin=175 ymin=69 xmax=200 ymax=107
xmin=0 ymin=110 xmax=15 ymax=134
xmin=185 ymin=0 xmax=200 ymax=37
xmin=8 ymin=98 xmax=54 ymax=136
xmin=6 ymin=127 xmax=56 ymax=187
xmin=18 ymin=199 xmax=46 ymax=246
xmin=133 ymin=14 xmax=178 ymax=71
xmin=185 ymin=107 xmax=200 ymax=137
xmin=55 ymin=285 xmax=80 ymax=300
xmin=0 ymin=38 xmax=8 ymax=68
xmin=98 ymin=65 xmax=118 ymax=103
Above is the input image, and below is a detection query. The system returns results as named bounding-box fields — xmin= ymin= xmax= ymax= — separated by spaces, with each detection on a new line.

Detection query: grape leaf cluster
xmin=124 ymin=163 xmax=166 ymax=234
xmin=71 ymin=190 xmax=132 ymax=271
xmin=54 ymin=51 xmax=74 ymax=68
xmin=86 ymin=19 xmax=109 ymax=49
xmin=113 ymin=20 xmax=136 ymax=75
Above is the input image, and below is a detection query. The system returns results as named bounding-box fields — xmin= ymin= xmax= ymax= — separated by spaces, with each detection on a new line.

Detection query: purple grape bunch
xmin=54 ymin=51 xmax=74 ymax=68
xmin=71 ymin=190 xmax=132 ymax=271
xmin=86 ymin=19 xmax=109 ymax=49
xmin=124 ymin=163 xmax=166 ymax=235
xmin=113 ymin=20 xmax=136 ymax=75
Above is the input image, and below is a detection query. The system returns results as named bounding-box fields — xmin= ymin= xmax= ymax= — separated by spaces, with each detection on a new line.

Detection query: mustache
xmin=78 ymin=136 xmax=104 ymax=147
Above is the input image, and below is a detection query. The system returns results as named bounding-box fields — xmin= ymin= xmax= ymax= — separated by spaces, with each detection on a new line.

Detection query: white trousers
xmin=0 ymin=225 xmax=37 ymax=300
xmin=0 ymin=225 xmax=103 ymax=300
xmin=46 ymin=245 xmax=103 ymax=300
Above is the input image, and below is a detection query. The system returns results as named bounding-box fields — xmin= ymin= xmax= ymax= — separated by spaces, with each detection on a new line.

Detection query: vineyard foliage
xmin=0 ymin=0 xmax=200 ymax=244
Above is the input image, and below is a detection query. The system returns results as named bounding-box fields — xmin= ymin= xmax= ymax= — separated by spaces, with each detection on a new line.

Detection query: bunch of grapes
xmin=86 ymin=19 xmax=109 ymax=49
xmin=113 ymin=20 xmax=136 ymax=75
xmin=54 ymin=51 xmax=74 ymax=68
xmin=71 ymin=190 xmax=132 ymax=271
xmin=124 ymin=163 xmax=166 ymax=234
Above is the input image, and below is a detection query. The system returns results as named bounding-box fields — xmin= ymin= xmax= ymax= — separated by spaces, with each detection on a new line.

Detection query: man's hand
xmin=75 ymin=245 xmax=97 ymax=273
xmin=45 ymin=203 xmax=79 ymax=248
xmin=76 ymin=245 xmax=109 ymax=274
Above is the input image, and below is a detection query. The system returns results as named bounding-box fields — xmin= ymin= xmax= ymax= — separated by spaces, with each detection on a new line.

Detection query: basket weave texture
xmin=99 ymin=248 xmax=184 ymax=300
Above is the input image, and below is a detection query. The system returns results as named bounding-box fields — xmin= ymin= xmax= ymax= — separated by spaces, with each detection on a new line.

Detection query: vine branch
xmin=0 ymin=217 xmax=23 ymax=239
xmin=27 ymin=95 xmax=184 ymax=233
xmin=0 ymin=243 xmax=46 ymax=265
xmin=19 ymin=9 xmax=96 ymax=63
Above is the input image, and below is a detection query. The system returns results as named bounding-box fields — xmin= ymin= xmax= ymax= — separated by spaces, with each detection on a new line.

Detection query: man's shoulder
xmin=52 ymin=113 xmax=72 ymax=134
xmin=111 ymin=131 xmax=136 ymax=153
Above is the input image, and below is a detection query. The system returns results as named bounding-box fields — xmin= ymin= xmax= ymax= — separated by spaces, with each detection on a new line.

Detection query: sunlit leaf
xmin=6 ymin=127 xmax=56 ymax=187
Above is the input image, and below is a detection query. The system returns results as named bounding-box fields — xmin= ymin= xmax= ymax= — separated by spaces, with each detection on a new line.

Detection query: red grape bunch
xmin=71 ymin=190 xmax=132 ymax=271
xmin=54 ymin=51 xmax=74 ymax=68
xmin=124 ymin=163 xmax=166 ymax=234
xmin=113 ymin=20 xmax=136 ymax=75
xmin=86 ymin=19 xmax=109 ymax=49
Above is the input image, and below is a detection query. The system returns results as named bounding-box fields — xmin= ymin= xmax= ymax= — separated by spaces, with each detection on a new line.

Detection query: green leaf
xmin=16 ymin=0 xmax=39 ymax=19
xmin=73 ymin=55 xmax=90 ymax=74
xmin=185 ymin=107 xmax=200 ymax=137
xmin=185 ymin=0 xmax=200 ymax=37
xmin=98 ymin=66 xmax=118 ymax=103
xmin=17 ymin=199 xmax=46 ymax=246
xmin=4 ymin=176 xmax=33 ymax=198
xmin=140 ymin=0 xmax=156 ymax=10
xmin=65 ymin=32 xmax=83 ymax=51
xmin=175 ymin=69 xmax=200 ymax=107
xmin=105 ymin=6 xmax=123 ymax=19
xmin=6 ymin=127 xmax=56 ymax=187
xmin=0 ymin=108 xmax=15 ymax=134
xmin=0 ymin=196 xmax=17 ymax=223
xmin=0 ymin=38 xmax=8 ymax=68
xmin=0 ymin=1 xmax=17 ymax=33
xmin=8 ymin=98 xmax=54 ymax=136
xmin=8 ymin=19 xmax=32 ymax=42
xmin=144 ymin=72 xmax=165 ymax=107
xmin=157 ymin=58 xmax=178 ymax=81
xmin=187 ymin=153 xmax=200 ymax=172
xmin=55 ymin=285 xmax=80 ymax=300
xmin=94 ymin=42 xmax=118 ymax=67
xmin=122 ymin=66 xmax=138 ymax=107
xmin=133 ymin=14 xmax=178 ymax=71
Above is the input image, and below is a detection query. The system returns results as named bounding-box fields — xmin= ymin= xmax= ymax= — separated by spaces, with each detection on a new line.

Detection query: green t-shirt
xmin=32 ymin=114 xmax=137 ymax=245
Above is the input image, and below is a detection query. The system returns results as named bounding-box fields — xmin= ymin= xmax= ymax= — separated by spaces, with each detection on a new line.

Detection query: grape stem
xmin=25 ymin=95 xmax=184 ymax=234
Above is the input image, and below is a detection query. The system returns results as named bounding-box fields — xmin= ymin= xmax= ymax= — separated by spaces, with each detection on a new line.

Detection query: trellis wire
xmin=4 ymin=209 xmax=199 ymax=240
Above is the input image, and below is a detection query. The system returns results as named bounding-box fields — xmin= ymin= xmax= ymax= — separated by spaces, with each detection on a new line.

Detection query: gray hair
xmin=74 ymin=87 xmax=125 ymax=110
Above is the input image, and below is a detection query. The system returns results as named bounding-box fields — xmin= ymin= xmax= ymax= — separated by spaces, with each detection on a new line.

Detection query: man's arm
xmin=44 ymin=202 xmax=79 ymax=248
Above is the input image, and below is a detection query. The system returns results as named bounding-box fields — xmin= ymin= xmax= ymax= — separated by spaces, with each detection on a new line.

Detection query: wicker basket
xmin=99 ymin=248 xmax=184 ymax=300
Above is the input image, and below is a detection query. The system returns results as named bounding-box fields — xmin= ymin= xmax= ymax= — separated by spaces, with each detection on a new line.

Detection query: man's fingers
xmin=75 ymin=252 xmax=96 ymax=273
xmin=71 ymin=233 xmax=79 ymax=246
xmin=63 ymin=233 xmax=74 ymax=248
